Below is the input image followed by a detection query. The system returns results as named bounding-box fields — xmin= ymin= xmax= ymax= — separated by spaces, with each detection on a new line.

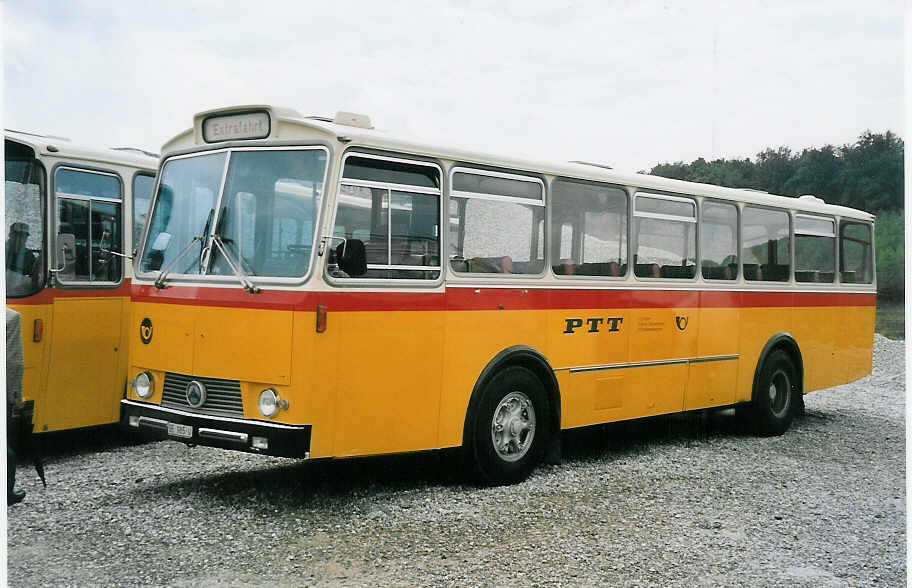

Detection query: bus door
xmin=547 ymin=179 xmax=631 ymax=428
xmin=687 ymin=201 xmax=741 ymax=410
xmin=43 ymin=166 xmax=127 ymax=431
xmin=630 ymin=193 xmax=699 ymax=416
xmin=325 ymin=153 xmax=445 ymax=456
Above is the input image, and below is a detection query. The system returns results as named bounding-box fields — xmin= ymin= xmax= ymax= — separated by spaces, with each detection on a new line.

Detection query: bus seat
xmin=468 ymin=256 xmax=513 ymax=273
xmin=363 ymin=240 xmax=387 ymax=265
xmin=554 ymin=258 xmax=575 ymax=275
xmin=661 ymin=265 xmax=693 ymax=279
xmin=450 ymin=257 xmax=469 ymax=272
xmin=761 ymin=264 xmax=789 ymax=281
xmin=634 ymin=263 xmax=660 ymax=278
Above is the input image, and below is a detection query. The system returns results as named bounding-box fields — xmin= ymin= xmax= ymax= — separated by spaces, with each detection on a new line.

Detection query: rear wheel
xmin=470 ymin=366 xmax=546 ymax=485
xmin=749 ymin=349 xmax=798 ymax=436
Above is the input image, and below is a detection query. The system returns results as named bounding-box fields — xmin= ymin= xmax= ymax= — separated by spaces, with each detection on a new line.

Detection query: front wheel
xmin=748 ymin=349 xmax=799 ymax=436
xmin=470 ymin=366 xmax=546 ymax=486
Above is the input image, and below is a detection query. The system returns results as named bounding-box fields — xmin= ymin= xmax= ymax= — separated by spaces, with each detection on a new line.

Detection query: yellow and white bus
xmin=122 ymin=106 xmax=875 ymax=484
xmin=5 ymin=130 xmax=158 ymax=433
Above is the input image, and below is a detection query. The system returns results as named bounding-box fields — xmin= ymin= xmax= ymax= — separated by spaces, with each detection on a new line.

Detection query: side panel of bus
xmin=42 ymin=297 xmax=126 ymax=430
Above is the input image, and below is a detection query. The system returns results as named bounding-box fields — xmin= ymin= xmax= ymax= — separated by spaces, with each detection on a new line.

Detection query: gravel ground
xmin=7 ymin=335 xmax=905 ymax=587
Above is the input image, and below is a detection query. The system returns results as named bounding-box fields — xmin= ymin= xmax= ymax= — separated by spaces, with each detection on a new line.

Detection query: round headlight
xmin=133 ymin=372 xmax=153 ymax=399
xmin=258 ymin=388 xmax=278 ymax=417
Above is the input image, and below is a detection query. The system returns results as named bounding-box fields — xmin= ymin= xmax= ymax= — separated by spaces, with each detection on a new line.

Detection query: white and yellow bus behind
xmin=5 ymin=130 xmax=158 ymax=433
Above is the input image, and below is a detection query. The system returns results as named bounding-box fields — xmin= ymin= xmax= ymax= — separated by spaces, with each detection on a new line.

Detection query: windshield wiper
xmin=153 ymin=235 xmax=204 ymax=289
xmin=153 ymin=208 xmax=216 ymax=289
xmin=209 ymin=234 xmax=260 ymax=293
xmin=198 ymin=208 xmax=215 ymax=273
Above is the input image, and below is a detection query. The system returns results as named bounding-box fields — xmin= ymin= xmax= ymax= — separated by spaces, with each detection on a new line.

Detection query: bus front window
xmin=141 ymin=152 xmax=226 ymax=273
xmin=5 ymin=144 xmax=46 ymax=297
xmin=209 ymin=149 xmax=327 ymax=278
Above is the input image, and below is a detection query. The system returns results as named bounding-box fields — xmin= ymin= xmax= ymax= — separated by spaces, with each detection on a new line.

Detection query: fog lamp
xmin=252 ymin=436 xmax=269 ymax=450
xmin=258 ymin=388 xmax=279 ymax=417
xmin=133 ymin=372 xmax=153 ymax=399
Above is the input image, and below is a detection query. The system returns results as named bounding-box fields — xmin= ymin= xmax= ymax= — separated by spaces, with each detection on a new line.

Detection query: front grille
xmin=161 ymin=372 xmax=244 ymax=417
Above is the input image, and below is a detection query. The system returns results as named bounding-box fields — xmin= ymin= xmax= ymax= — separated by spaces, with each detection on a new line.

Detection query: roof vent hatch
xmin=333 ymin=111 xmax=373 ymax=129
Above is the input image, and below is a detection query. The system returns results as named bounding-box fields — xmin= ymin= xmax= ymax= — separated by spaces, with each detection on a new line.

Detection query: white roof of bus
xmin=163 ymin=105 xmax=874 ymax=222
xmin=6 ymin=129 xmax=159 ymax=171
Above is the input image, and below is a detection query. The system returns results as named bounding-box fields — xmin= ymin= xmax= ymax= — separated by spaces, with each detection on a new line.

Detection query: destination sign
xmin=202 ymin=111 xmax=270 ymax=143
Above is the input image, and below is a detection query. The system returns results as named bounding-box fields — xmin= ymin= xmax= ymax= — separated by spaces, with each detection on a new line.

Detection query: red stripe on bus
xmin=130 ymin=284 xmax=876 ymax=312
xmin=6 ymin=281 xmax=132 ymax=305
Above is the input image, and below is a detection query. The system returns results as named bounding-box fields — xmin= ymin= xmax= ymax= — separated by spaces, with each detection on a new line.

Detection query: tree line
xmin=645 ymin=131 xmax=904 ymax=299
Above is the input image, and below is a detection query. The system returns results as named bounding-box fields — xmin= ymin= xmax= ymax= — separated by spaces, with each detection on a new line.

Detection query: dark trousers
xmin=7 ymin=444 xmax=16 ymax=495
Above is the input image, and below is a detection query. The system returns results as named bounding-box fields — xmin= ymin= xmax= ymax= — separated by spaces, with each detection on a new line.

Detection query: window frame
xmin=135 ymin=143 xmax=333 ymax=287
xmin=633 ymin=191 xmax=698 ymax=282
xmin=699 ymin=198 xmax=740 ymax=282
xmin=326 ymin=149 xmax=445 ymax=287
xmin=838 ymin=219 xmax=875 ymax=286
xmin=4 ymin=148 xmax=48 ymax=298
xmin=207 ymin=146 xmax=331 ymax=280
xmin=131 ymin=170 xmax=156 ymax=256
xmin=740 ymin=204 xmax=793 ymax=284
xmin=549 ymin=176 xmax=630 ymax=281
xmin=793 ymin=213 xmax=837 ymax=285
xmin=447 ymin=165 xmax=547 ymax=279
xmin=51 ymin=163 xmax=125 ymax=288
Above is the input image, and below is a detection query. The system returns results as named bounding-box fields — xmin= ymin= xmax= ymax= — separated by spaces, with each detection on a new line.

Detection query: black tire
xmin=749 ymin=349 xmax=798 ymax=436
xmin=469 ymin=366 xmax=547 ymax=486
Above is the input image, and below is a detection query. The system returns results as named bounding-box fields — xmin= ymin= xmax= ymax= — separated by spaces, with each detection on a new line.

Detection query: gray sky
xmin=3 ymin=0 xmax=904 ymax=172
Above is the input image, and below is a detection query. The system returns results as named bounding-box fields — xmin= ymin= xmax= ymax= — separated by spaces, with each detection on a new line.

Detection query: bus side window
xmin=449 ymin=168 xmax=545 ymax=275
xmin=633 ymin=193 xmax=696 ymax=279
xmin=334 ymin=154 xmax=441 ymax=280
xmin=550 ymin=179 xmax=627 ymax=278
xmin=795 ymin=215 xmax=835 ymax=283
xmin=742 ymin=206 xmax=790 ymax=282
xmin=54 ymin=167 xmax=123 ymax=285
xmin=701 ymin=201 xmax=738 ymax=280
xmin=840 ymin=222 xmax=873 ymax=284
xmin=132 ymin=173 xmax=156 ymax=251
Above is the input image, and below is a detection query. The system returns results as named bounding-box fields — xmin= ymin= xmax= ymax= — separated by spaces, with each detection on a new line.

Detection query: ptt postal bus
xmin=6 ymin=130 xmax=158 ymax=434
xmin=122 ymin=106 xmax=875 ymax=485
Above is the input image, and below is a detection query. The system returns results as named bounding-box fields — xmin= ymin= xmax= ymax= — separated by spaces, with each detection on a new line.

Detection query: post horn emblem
xmin=186 ymin=380 xmax=207 ymax=409
xmin=675 ymin=315 xmax=689 ymax=331
xmin=140 ymin=318 xmax=153 ymax=344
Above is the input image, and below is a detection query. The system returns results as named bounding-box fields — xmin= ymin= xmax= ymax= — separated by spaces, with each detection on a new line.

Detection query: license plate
xmin=167 ymin=422 xmax=193 ymax=439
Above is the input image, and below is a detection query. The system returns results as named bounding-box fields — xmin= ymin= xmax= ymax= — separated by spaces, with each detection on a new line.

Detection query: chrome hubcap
xmin=768 ymin=369 xmax=790 ymax=417
xmin=491 ymin=391 xmax=535 ymax=462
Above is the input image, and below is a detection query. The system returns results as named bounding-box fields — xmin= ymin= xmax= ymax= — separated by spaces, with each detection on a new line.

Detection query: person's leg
xmin=8 ymin=442 xmax=25 ymax=505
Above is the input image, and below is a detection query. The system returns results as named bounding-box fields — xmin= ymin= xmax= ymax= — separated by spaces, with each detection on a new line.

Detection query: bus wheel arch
xmin=746 ymin=333 xmax=805 ymax=434
xmin=462 ymin=346 xmax=561 ymax=484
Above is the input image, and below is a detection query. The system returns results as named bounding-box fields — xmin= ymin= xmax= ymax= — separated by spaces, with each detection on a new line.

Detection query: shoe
xmin=8 ymin=488 xmax=25 ymax=505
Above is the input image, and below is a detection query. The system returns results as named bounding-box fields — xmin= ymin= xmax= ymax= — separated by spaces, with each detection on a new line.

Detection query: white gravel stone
xmin=6 ymin=335 xmax=905 ymax=586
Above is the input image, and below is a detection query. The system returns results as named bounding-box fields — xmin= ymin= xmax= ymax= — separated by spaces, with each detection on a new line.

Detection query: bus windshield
xmin=141 ymin=152 xmax=225 ymax=274
xmin=5 ymin=147 xmax=45 ymax=297
xmin=141 ymin=148 xmax=327 ymax=280
xmin=210 ymin=149 xmax=327 ymax=278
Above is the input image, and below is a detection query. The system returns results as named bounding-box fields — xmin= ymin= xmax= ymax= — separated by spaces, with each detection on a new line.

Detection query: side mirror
xmin=336 ymin=239 xmax=366 ymax=277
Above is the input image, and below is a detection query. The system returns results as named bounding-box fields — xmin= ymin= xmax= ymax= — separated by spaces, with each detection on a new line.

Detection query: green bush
xmin=875 ymin=210 xmax=904 ymax=301
xmin=648 ymin=130 xmax=904 ymax=301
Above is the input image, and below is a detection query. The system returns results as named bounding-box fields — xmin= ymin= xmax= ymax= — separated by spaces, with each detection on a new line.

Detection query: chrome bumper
xmin=121 ymin=399 xmax=311 ymax=458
